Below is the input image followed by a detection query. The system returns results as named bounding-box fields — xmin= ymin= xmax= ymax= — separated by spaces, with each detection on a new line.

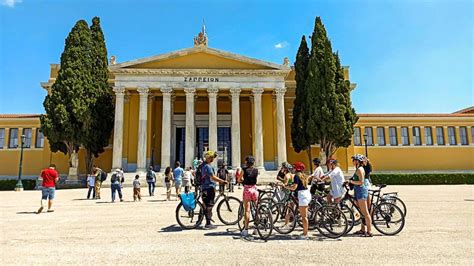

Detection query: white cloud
xmin=274 ymin=41 xmax=289 ymax=49
xmin=1 ymin=0 xmax=23 ymax=8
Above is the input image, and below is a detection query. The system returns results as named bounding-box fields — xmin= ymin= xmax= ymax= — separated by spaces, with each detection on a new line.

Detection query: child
xmin=86 ymin=173 xmax=95 ymax=199
xmin=133 ymin=174 xmax=141 ymax=201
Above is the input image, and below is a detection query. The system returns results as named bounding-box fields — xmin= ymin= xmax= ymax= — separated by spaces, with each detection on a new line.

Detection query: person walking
xmin=349 ymin=154 xmax=372 ymax=237
xmin=93 ymin=165 xmax=103 ymax=199
xmin=37 ymin=164 xmax=59 ymax=214
xmin=146 ymin=166 xmax=156 ymax=196
xmin=288 ymin=162 xmax=311 ymax=240
xmin=201 ymin=150 xmax=227 ymax=229
xmin=228 ymin=167 xmax=235 ymax=192
xmin=173 ymin=161 xmax=184 ymax=198
xmin=86 ymin=173 xmax=95 ymax=199
xmin=182 ymin=167 xmax=193 ymax=194
xmin=235 ymin=167 xmax=243 ymax=189
xmin=217 ymin=163 xmax=229 ymax=194
xmin=133 ymin=174 xmax=141 ymax=201
xmin=164 ymin=167 xmax=173 ymax=201
xmin=241 ymin=156 xmax=259 ymax=237
xmin=110 ymin=169 xmax=124 ymax=203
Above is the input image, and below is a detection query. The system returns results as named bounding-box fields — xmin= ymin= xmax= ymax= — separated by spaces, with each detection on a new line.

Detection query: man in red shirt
xmin=37 ymin=164 xmax=59 ymax=214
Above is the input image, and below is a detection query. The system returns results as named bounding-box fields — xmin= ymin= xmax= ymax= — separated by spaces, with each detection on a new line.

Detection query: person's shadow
xmin=17 ymin=211 xmax=40 ymax=214
xmin=158 ymin=224 xmax=183 ymax=233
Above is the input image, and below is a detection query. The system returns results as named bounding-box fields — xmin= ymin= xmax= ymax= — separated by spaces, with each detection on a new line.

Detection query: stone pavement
xmin=1 ymin=185 xmax=473 ymax=265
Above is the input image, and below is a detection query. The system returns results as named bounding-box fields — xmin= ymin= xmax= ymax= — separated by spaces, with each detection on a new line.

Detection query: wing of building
xmin=1 ymin=31 xmax=473 ymax=178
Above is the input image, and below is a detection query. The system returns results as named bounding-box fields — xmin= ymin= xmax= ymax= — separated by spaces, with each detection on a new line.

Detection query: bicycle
xmin=237 ymin=188 xmax=274 ymax=241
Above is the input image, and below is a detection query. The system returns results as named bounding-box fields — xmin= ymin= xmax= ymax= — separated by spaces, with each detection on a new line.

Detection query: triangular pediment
xmin=110 ymin=46 xmax=287 ymax=70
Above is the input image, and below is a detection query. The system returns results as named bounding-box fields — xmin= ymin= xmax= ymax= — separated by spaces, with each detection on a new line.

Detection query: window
xmin=353 ymin=127 xmax=361 ymax=146
xmin=9 ymin=128 xmax=19 ymax=148
xmin=424 ymin=127 xmax=433 ymax=146
xmin=447 ymin=127 xmax=456 ymax=145
xmin=459 ymin=127 xmax=468 ymax=145
xmin=389 ymin=127 xmax=398 ymax=146
xmin=412 ymin=127 xmax=421 ymax=145
xmin=23 ymin=128 xmax=32 ymax=148
xmin=436 ymin=127 xmax=445 ymax=145
xmin=471 ymin=127 xmax=474 ymax=144
xmin=401 ymin=127 xmax=410 ymax=145
xmin=364 ymin=127 xmax=374 ymax=146
xmin=377 ymin=127 xmax=385 ymax=146
xmin=35 ymin=129 xmax=44 ymax=148
xmin=0 ymin=128 xmax=4 ymax=149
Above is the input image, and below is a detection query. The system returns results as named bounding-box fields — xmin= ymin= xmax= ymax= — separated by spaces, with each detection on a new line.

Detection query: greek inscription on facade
xmin=184 ymin=77 xmax=220 ymax=82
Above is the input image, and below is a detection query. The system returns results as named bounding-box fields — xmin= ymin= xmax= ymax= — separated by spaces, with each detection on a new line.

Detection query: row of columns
xmin=112 ymin=86 xmax=288 ymax=172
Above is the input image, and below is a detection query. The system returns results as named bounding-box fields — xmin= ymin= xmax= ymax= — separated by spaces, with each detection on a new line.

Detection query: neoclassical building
xmin=0 ymin=29 xmax=473 ymax=178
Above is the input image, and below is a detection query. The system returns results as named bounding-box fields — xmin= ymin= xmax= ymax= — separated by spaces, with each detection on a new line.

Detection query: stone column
xmin=184 ymin=88 xmax=196 ymax=168
xmin=207 ymin=87 xmax=219 ymax=166
xmin=160 ymin=87 xmax=173 ymax=171
xmin=252 ymin=88 xmax=265 ymax=171
xmin=112 ymin=86 xmax=126 ymax=170
xmin=230 ymin=88 xmax=241 ymax=168
xmin=136 ymin=86 xmax=149 ymax=172
xmin=274 ymin=87 xmax=287 ymax=165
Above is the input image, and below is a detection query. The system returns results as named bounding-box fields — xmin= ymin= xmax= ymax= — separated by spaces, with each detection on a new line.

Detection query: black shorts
xmin=202 ymin=187 xmax=215 ymax=207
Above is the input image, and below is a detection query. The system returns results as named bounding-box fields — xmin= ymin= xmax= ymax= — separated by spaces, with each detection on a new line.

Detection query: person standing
xmin=173 ymin=161 xmax=184 ymax=198
xmin=146 ymin=166 xmax=156 ymax=196
xmin=241 ymin=156 xmax=259 ymax=237
xmin=182 ymin=167 xmax=193 ymax=194
xmin=93 ymin=165 xmax=103 ymax=199
xmin=288 ymin=162 xmax=311 ymax=240
xmin=164 ymin=167 xmax=173 ymax=201
xmin=201 ymin=150 xmax=227 ymax=229
xmin=37 ymin=164 xmax=59 ymax=214
xmin=320 ymin=159 xmax=345 ymax=203
xmin=133 ymin=174 xmax=141 ymax=201
xmin=217 ymin=163 xmax=229 ymax=194
xmin=228 ymin=167 xmax=235 ymax=192
xmin=86 ymin=173 xmax=95 ymax=199
xmin=349 ymin=154 xmax=372 ymax=237
xmin=309 ymin=158 xmax=324 ymax=194
xmin=110 ymin=169 xmax=124 ymax=203
xmin=235 ymin=167 xmax=243 ymax=189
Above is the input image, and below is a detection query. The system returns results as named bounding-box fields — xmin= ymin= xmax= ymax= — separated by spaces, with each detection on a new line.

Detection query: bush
xmin=370 ymin=173 xmax=474 ymax=185
xmin=0 ymin=179 xmax=37 ymax=191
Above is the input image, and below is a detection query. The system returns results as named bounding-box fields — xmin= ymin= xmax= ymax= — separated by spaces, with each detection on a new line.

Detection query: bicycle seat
xmin=376 ymin=184 xmax=387 ymax=189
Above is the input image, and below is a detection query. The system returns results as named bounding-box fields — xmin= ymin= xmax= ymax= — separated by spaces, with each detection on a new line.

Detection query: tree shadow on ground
xmin=159 ymin=224 xmax=184 ymax=233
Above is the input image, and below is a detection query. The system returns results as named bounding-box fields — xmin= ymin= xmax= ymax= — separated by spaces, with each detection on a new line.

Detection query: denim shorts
xmin=354 ymin=185 xmax=368 ymax=200
xmin=41 ymin=187 xmax=55 ymax=200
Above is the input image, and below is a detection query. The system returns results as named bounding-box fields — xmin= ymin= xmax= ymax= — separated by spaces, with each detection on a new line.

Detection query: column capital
xmin=137 ymin=86 xmax=149 ymax=95
xmin=160 ymin=87 xmax=173 ymax=96
xmin=274 ymin=87 xmax=287 ymax=96
xmin=184 ymin=87 xmax=197 ymax=95
xmin=207 ymin=87 xmax=219 ymax=97
xmin=113 ymin=86 xmax=126 ymax=95
xmin=229 ymin=88 xmax=241 ymax=98
xmin=252 ymin=88 xmax=264 ymax=95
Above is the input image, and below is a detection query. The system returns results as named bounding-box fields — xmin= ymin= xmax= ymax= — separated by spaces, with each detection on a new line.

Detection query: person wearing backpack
xmin=193 ymin=161 xmax=203 ymax=194
xmin=217 ymin=163 xmax=229 ymax=195
xmin=92 ymin=165 xmax=103 ymax=200
xmin=146 ymin=166 xmax=156 ymax=196
xmin=201 ymin=150 xmax=227 ymax=229
xmin=110 ymin=168 xmax=124 ymax=203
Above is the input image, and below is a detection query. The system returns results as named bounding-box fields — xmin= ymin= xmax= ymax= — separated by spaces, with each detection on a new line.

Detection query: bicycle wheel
xmin=296 ymin=200 xmax=321 ymax=230
xmin=272 ymin=203 xmax=296 ymax=234
xmin=217 ymin=196 xmax=242 ymax=225
xmin=317 ymin=205 xmax=348 ymax=239
xmin=175 ymin=201 xmax=204 ymax=229
xmin=254 ymin=205 xmax=273 ymax=241
xmin=372 ymin=202 xmax=405 ymax=235
xmin=237 ymin=202 xmax=245 ymax=231
xmin=382 ymin=196 xmax=407 ymax=217
xmin=339 ymin=203 xmax=355 ymax=235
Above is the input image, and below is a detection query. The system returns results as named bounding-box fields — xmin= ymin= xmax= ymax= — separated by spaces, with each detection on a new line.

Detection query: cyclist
xmin=320 ymin=159 xmax=345 ymax=203
xmin=201 ymin=150 xmax=227 ymax=229
xmin=309 ymin=158 xmax=324 ymax=194
xmin=348 ymin=154 xmax=372 ymax=237
xmin=288 ymin=162 xmax=311 ymax=240
xmin=276 ymin=162 xmax=293 ymax=185
xmin=241 ymin=155 xmax=259 ymax=237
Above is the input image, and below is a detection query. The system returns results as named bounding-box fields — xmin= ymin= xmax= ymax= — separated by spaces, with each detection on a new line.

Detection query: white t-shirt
xmin=328 ymin=166 xmax=345 ymax=198
xmin=311 ymin=166 xmax=324 ymax=184
xmin=87 ymin=175 xmax=95 ymax=186
xmin=183 ymin=171 xmax=192 ymax=182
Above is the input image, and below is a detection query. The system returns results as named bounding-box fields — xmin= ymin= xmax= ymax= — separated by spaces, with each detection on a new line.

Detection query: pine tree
xmin=84 ymin=17 xmax=114 ymax=174
xmin=291 ymin=35 xmax=312 ymax=168
xmin=40 ymin=20 xmax=95 ymax=167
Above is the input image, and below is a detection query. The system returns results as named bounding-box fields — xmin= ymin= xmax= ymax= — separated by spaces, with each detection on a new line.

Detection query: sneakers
xmin=47 ymin=209 xmax=54 ymax=213
xmin=204 ymin=224 xmax=218 ymax=230
xmin=241 ymin=229 xmax=249 ymax=237
xmin=36 ymin=206 xmax=43 ymax=214
xmin=298 ymin=234 xmax=309 ymax=240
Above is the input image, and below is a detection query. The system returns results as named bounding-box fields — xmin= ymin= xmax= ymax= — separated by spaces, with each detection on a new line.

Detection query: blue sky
xmin=0 ymin=0 xmax=472 ymax=114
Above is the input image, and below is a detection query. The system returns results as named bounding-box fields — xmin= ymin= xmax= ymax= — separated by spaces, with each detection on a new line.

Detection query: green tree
xmin=291 ymin=35 xmax=312 ymax=170
xmin=83 ymin=17 xmax=114 ymax=174
xmin=40 ymin=20 xmax=95 ymax=168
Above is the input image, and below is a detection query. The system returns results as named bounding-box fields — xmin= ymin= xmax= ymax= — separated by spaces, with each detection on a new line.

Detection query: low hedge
xmin=370 ymin=173 xmax=474 ymax=185
xmin=0 ymin=179 xmax=37 ymax=191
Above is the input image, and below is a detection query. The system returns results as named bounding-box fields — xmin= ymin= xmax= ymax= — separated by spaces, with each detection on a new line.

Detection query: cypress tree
xmin=40 ymin=20 xmax=95 ymax=167
xmin=291 ymin=35 xmax=312 ymax=168
xmin=84 ymin=17 xmax=114 ymax=174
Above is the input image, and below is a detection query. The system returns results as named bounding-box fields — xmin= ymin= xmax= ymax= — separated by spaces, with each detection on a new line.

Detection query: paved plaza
xmin=1 ymin=185 xmax=473 ymax=264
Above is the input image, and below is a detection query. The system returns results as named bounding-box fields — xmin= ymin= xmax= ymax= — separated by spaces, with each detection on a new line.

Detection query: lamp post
xmin=363 ymin=133 xmax=369 ymax=158
xmin=15 ymin=134 xmax=27 ymax=191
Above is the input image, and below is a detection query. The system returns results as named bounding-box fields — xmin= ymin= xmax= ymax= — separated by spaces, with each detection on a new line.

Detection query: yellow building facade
xmin=1 ymin=32 xmax=473 ymax=178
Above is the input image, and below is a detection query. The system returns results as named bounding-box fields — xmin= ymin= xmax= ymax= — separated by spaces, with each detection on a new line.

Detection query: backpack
xmin=146 ymin=170 xmax=154 ymax=181
xmin=110 ymin=173 xmax=118 ymax=183
xmin=194 ymin=164 xmax=203 ymax=186
xmin=100 ymin=171 xmax=107 ymax=182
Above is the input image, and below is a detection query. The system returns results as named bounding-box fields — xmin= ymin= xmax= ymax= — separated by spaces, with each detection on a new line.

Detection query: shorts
xmin=243 ymin=185 xmax=259 ymax=202
xmin=354 ymin=185 xmax=368 ymax=200
xmin=41 ymin=187 xmax=55 ymax=200
xmin=297 ymin=189 xmax=311 ymax=207
xmin=174 ymin=180 xmax=182 ymax=189
xmin=182 ymin=179 xmax=190 ymax=187
xmin=202 ymin=187 xmax=216 ymax=207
